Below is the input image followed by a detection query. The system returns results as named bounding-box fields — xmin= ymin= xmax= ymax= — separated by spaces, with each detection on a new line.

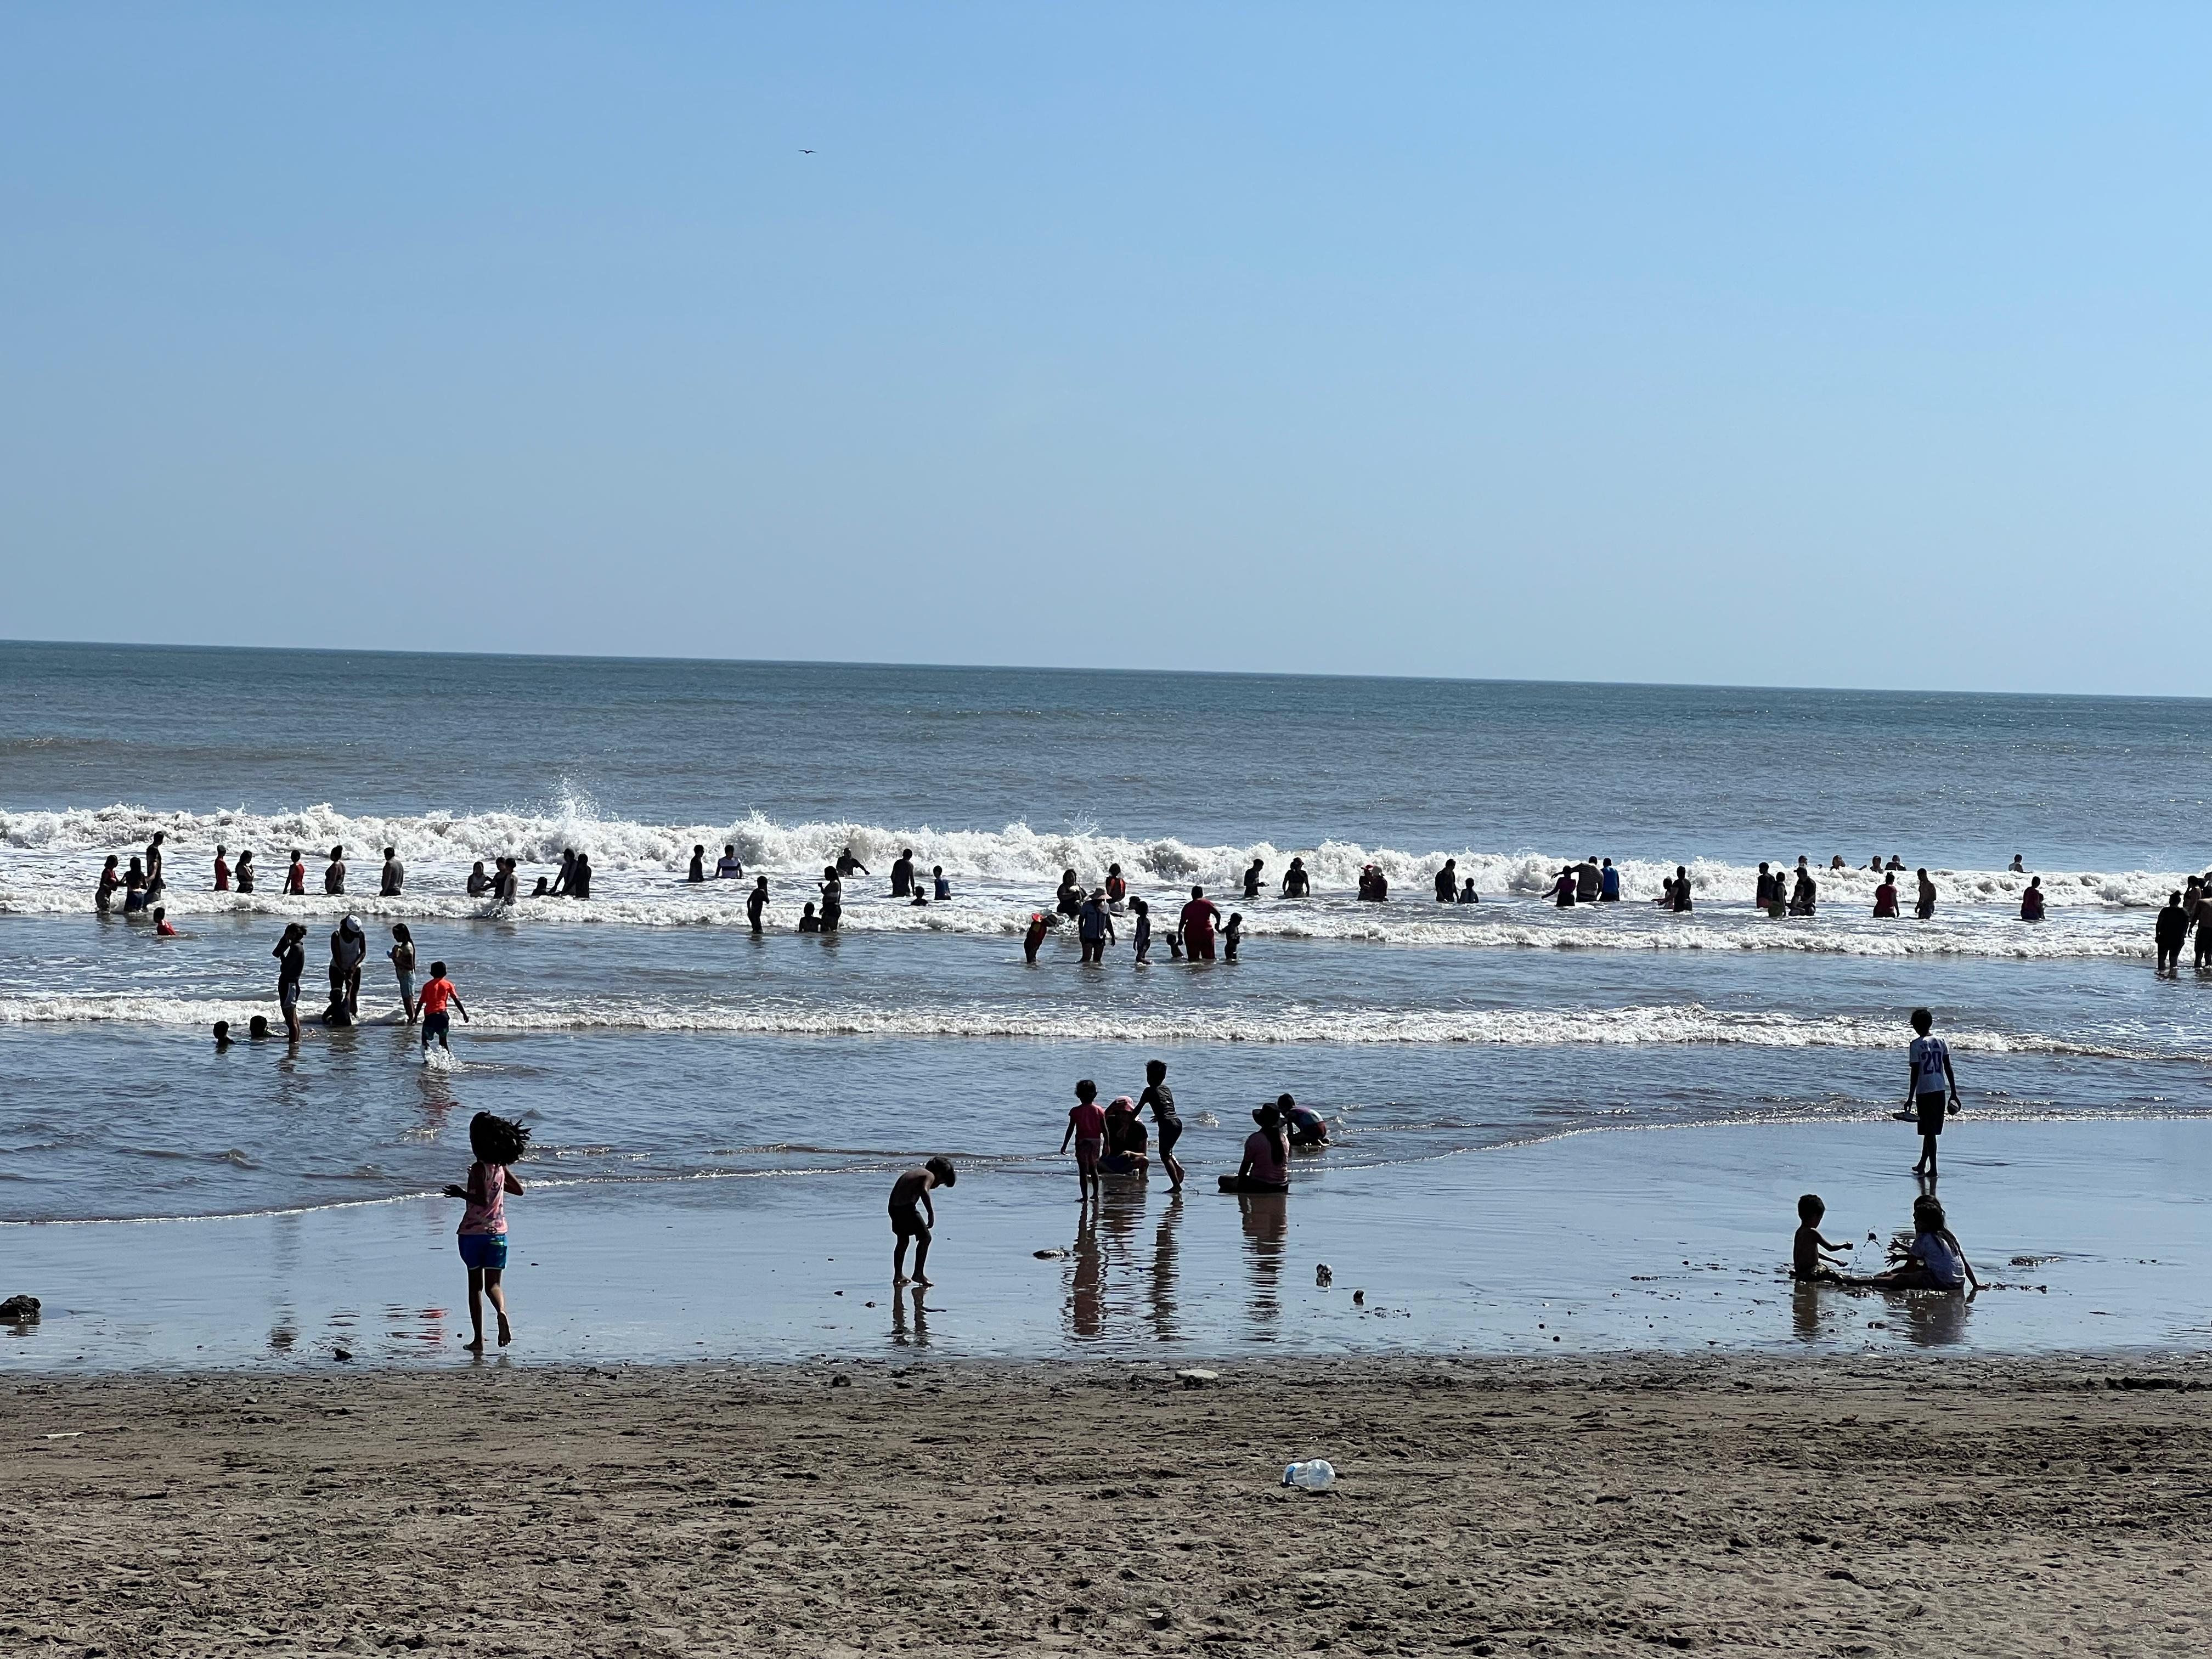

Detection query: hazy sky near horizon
xmin=5 ymin=5 xmax=2210 ymax=694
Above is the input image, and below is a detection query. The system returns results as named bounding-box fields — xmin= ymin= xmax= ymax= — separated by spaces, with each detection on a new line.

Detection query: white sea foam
xmin=1 ymin=991 xmax=2199 ymax=1060
xmin=3 ymin=800 xmax=2200 ymax=958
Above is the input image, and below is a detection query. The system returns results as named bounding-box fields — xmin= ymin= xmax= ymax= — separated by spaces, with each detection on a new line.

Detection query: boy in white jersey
xmin=1902 ymin=1007 xmax=1958 ymax=1178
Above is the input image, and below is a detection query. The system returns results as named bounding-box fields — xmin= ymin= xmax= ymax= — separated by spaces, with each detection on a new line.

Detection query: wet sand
xmin=5 ymin=1352 xmax=2209 ymax=1657
xmin=4 ymin=1119 xmax=2207 ymax=1370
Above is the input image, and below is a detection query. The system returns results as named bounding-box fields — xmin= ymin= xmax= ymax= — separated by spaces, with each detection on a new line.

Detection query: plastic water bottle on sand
xmin=1282 ymin=1459 xmax=1336 ymax=1491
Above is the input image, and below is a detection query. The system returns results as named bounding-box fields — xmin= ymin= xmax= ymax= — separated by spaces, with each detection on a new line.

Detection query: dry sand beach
xmin=7 ymin=1353 xmax=2209 ymax=1658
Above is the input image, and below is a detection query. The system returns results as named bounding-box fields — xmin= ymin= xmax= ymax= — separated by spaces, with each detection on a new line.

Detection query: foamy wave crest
xmin=3 ymin=797 xmax=2204 ymax=919
xmin=1 ymin=992 xmax=2199 ymax=1060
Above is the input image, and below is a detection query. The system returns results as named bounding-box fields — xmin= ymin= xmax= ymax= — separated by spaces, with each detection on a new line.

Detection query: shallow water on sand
xmin=3 ymin=645 xmax=2208 ymax=1362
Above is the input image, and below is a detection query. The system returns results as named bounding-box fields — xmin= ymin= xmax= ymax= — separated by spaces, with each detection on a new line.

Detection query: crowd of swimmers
xmin=89 ymin=832 xmax=2212 ymax=972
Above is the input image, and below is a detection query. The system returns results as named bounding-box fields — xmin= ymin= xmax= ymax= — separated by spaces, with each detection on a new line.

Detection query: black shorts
xmin=890 ymin=1205 xmax=928 ymax=1238
xmin=1156 ymin=1118 xmax=1182 ymax=1158
xmin=1915 ymin=1092 xmax=1948 ymax=1135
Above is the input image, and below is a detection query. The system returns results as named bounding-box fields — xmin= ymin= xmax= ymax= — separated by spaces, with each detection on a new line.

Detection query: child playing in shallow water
xmin=444 ymin=1110 xmax=529 ymax=1351
xmin=1792 ymin=1193 xmax=1852 ymax=1283
xmin=1858 ymin=1195 xmax=1979 ymax=1296
xmin=889 ymin=1156 xmax=955 ymax=1286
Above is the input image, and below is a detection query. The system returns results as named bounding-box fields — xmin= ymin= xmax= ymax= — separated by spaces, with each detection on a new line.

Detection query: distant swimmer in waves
xmin=748 ymin=874 xmax=769 ymax=934
xmin=153 ymin=905 xmax=176 ymax=937
xmin=213 ymin=845 xmax=231 ymax=891
xmin=1886 ymin=854 xmax=1905 ymax=872
xmin=933 ymin=865 xmax=951 ymax=901
xmin=716 ymin=845 xmax=744 ymax=879
xmin=798 ymin=901 xmax=822 ymax=934
xmin=530 ymin=877 xmax=550 ymax=898
xmin=1915 ymin=868 xmax=1937 ymax=921
xmin=1280 ymin=857 xmax=1311 ymax=898
xmin=1788 ymin=867 xmax=1817 ymax=917
xmin=1459 ymin=877 xmax=1480 ymax=904
xmin=2009 ymin=853 xmax=2026 ymax=873
xmin=234 ymin=849 xmax=255 ymax=893
xmin=1023 ymin=911 xmax=1049 ymax=963
xmin=287 ymin=850 xmax=307 ymax=896
xmin=466 ymin=860 xmax=492 ymax=898
xmin=1872 ymin=871 xmax=1900 ymax=918
xmin=381 ymin=846 xmax=405 ymax=898
xmin=1754 ymin=862 xmax=1777 ymax=911
xmin=1356 ymin=864 xmax=1387 ymax=902
xmin=1434 ymin=859 xmax=1458 ymax=903
xmin=95 ymin=855 xmax=122 ymax=912
xmin=324 ymin=845 xmax=347 ymax=896
xmin=1657 ymin=867 xmax=1692 ymax=912
xmin=1056 ymin=868 xmax=1084 ymax=918
xmin=1575 ymin=857 xmax=1601 ymax=904
xmin=2019 ymin=876 xmax=2045 ymax=923
xmin=122 ymin=856 xmax=148 ymax=913
xmin=551 ymin=848 xmax=575 ymax=896
xmin=890 ymin=848 xmax=916 ymax=898
xmin=143 ymin=831 xmax=167 ymax=899
xmin=1104 ymin=863 xmax=1127 ymax=908
xmin=1830 ymin=854 xmax=1848 ymax=870
xmin=1130 ymin=896 xmax=1153 ymax=963
xmin=1866 ymin=854 xmax=1884 ymax=871
xmin=689 ymin=843 xmax=707 ymax=883
xmin=818 ymin=867 xmax=843 ymax=932
xmin=1243 ymin=858 xmax=1265 ymax=900
xmin=566 ymin=853 xmax=591 ymax=899
xmin=1599 ymin=858 xmax=1620 ymax=902
xmin=1222 ymin=911 xmax=1243 ymax=962
xmin=835 ymin=847 xmax=869 ymax=878
xmin=2155 ymin=890 xmax=2188 ymax=975
xmin=1550 ymin=866 xmax=1577 ymax=907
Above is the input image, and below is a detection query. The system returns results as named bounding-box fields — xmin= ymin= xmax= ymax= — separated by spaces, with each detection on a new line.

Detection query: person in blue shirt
xmin=1599 ymin=859 xmax=1621 ymax=901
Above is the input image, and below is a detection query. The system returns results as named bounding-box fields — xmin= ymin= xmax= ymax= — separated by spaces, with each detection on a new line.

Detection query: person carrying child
xmin=889 ymin=1156 xmax=955 ymax=1287
xmin=443 ymin=1110 xmax=528 ymax=1351
xmin=1792 ymin=1194 xmax=1852 ymax=1283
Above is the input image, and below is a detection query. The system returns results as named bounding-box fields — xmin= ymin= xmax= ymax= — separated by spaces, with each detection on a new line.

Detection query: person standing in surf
xmin=1280 ymin=857 xmax=1311 ymax=898
xmin=388 ymin=923 xmax=418 ymax=1023
xmin=819 ymin=866 xmax=844 ymax=932
xmin=1180 ymin=885 xmax=1222 ymax=961
xmin=273 ymin=923 xmax=306 ymax=1040
xmin=419 ymin=960 xmax=469 ymax=1056
xmin=747 ymin=874 xmax=769 ymax=934
xmin=324 ymin=845 xmax=347 ymax=896
xmin=890 ymin=848 xmax=916 ymax=898
xmin=213 ymin=845 xmax=231 ymax=891
xmin=286 ymin=850 xmax=307 ymax=896
xmin=1915 ymin=868 xmax=1938 ymax=920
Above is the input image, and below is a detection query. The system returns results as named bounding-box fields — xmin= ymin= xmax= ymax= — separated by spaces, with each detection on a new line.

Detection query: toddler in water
xmin=444 ymin=1110 xmax=529 ymax=1350
xmin=1131 ymin=896 xmax=1153 ymax=963
xmin=418 ymin=961 xmax=469 ymax=1056
xmin=1222 ymin=912 xmax=1244 ymax=962
xmin=1792 ymin=1194 xmax=1852 ymax=1283
xmin=889 ymin=1156 xmax=956 ymax=1286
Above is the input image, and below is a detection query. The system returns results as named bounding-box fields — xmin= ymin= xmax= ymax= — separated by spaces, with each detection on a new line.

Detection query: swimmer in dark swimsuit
xmin=1434 ymin=860 xmax=1458 ymax=902
xmin=1243 ymin=858 xmax=1265 ymax=900
xmin=1280 ymin=857 xmax=1311 ymax=898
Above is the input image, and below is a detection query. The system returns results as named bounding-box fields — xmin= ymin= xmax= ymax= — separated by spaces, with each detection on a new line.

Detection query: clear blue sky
xmin=5 ymin=5 xmax=2208 ymax=693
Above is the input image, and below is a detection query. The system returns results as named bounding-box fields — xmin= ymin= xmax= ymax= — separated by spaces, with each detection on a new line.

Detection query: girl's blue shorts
xmin=458 ymin=1233 xmax=509 ymax=1271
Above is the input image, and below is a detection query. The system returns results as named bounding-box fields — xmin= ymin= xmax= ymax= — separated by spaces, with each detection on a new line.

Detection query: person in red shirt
xmin=416 ymin=961 xmax=470 ymax=1057
xmin=1179 ymin=885 xmax=1221 ymax=962
xmin=213 ymin=845 xmax=230 ymax=891
xmin=153 ymin=906 xmax=177 ymax=937
xmin=286 ymin=849 xmax=307 ymax=896
xmin=1057 ymin=1078 xmax=1107 ymax=1200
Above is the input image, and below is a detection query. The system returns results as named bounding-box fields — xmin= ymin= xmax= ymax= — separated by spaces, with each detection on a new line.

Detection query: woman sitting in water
xmin=1056 ymin=868 xmax=1084 ymax=918
xmin=1217 ymin=1105 xmax=1291 ymax=1194
xmin=1855 ymin=1195 xmax=1979 ymax=1297
xmin=2020 ymin=876 xmax=2045 ymax=922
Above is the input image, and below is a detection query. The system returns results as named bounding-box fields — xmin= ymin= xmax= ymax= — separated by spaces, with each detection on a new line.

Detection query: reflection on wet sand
xmin=890 ymin=1284 xmax=929 ymax=1347
xmin=1238 ymin=1192 xmax=1288 ymax=1336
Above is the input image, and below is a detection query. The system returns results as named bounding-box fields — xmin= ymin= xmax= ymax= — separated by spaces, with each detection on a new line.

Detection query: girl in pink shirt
xmin=443 ymin=1110 xmax=529 ymax=1351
